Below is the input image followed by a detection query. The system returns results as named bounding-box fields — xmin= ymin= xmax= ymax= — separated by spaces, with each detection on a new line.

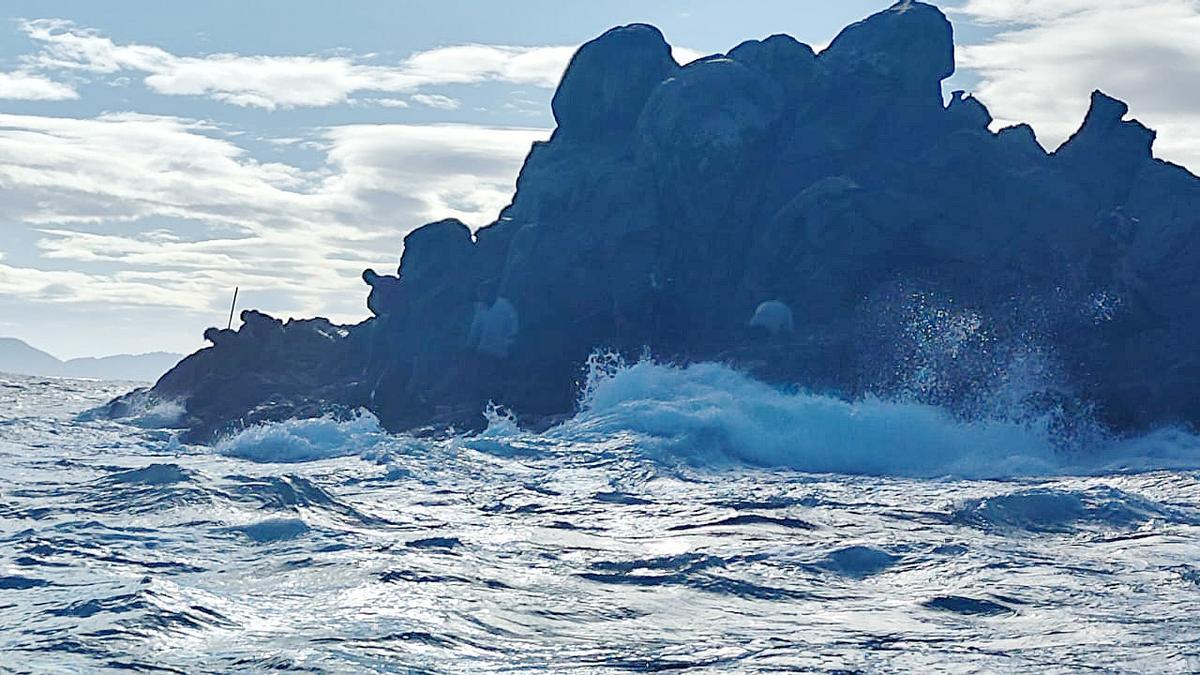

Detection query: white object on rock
xmin=749 ymin=300 xmax=794 ymax=335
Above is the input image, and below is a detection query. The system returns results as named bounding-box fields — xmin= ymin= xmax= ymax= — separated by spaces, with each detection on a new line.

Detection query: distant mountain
xmin=0 ymin=337 xmax=181 ymax=383
xmin=0 ymin=338 xmax=62 ymax=376
xmin=58 ymin=352 xmax=185 ymax=382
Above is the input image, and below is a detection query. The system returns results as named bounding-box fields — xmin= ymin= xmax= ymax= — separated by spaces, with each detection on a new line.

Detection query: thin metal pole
xmin=226 ymin=287 xmax=239 ymax=330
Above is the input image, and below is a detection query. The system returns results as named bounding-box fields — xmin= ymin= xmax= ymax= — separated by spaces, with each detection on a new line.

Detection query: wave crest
xmin=204 ymin=355 xmax=1200 ymax=478
xmin=551 ymin=356 xmax=1200 ymax=478
xmin=215 ymin=411 xmax=385 ymax=463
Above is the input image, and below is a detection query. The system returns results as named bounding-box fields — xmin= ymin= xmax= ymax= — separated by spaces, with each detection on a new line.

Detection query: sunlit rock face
xmin=140 ymin=1 xmax=1200 ymax=443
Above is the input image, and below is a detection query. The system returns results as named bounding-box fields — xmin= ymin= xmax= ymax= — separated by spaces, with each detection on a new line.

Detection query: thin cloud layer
xmin=411 ymin=93 xmax=462 ymax=110
xmin=20 ymin=19 xmax=575 ymax=109
xmin=954 ymin=0 xmax=1200 ymax=171
xmin=0 ymin=69 xmax=77 ymax=100
xmin=0 ymin=111 xmax=548 ymax=324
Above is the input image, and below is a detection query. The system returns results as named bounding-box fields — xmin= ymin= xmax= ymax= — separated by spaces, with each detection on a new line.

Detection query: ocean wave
xmin=950 ymin=486 xmax=1199 ymax=532
xmin=6 ymin=374 xmax=1200 ymax=672
xmin=205 ymin=357 xmax=1200 ymax=478
xmin=551 ymin=358 xmax=1200 ymax=478
xmin=215 ymin=410 xmax=387 ymax=463
xmin=76 ymin=389 xmax=185 ymax=428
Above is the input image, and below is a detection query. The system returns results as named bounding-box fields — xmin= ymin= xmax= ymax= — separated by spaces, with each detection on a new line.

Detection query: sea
xmin=1 ymin=358 xmax=1199 ymax=673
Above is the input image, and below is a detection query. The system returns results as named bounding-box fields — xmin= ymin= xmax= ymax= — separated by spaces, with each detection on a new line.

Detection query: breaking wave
xmin=550 ymin=356 xmax=1200 ymax=478
xmin=208 ymin=355 xmax=1200 ymax=478
xmin=215 ymin=410 xmax=387 ymax=463
xmin=77 ymin=390 xmax=186 ymax=428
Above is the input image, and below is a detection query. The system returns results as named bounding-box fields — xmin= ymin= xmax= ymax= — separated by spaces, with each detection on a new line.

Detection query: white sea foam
xmin=76 ymin=390 xmax=186 ymax=428
xmin=215 ymin=410 xmax=386 ymax=463
xmin=551 ymin=357 xmax=1200 ymax=478
xmin=206 ymin=355 xmax=1200 ymax=478
xmin=126 ymin=400 xmax=186 ymax=428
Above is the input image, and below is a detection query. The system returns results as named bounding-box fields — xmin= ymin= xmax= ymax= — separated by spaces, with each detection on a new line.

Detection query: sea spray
xmin=552 ymin=354 xmax=1200 ymax=478
xmin=215 ymin=410 xmax=386 ymax=463
xmin=205 ymin=352 xmax=1200 ymax=477
xmin=557 ymin=357 xmax=1061 ymax=477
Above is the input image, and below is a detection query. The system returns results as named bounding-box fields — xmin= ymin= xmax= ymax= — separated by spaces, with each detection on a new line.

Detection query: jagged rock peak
xmin=820 ymin=0 xmax=954 ymax=91
xmin=1057 ymin=90 xmax=1156 ymax=159
xmin=947 ymin=90 xmax=992 ymax=130
xmin=1052 ymin=91 xmax=1158 ymax=209
xmin=551 ymin=23 xmax=679 ymax=143
xmin=996 ymin=123 xmax=1046 ymax=159
xmin=1084 ymin=89 xmax=1130 ymax=125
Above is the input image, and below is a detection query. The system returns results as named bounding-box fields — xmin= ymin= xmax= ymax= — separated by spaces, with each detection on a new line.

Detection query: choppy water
xmin=2 ymin=364 xmax=1200 ymax=673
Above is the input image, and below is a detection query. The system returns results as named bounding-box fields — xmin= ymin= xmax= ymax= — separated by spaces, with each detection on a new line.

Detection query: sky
xmin=0 ymin=1 xmax=1197 ymax=359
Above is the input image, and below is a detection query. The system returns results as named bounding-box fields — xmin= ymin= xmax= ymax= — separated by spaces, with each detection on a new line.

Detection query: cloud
xmin=19 ymin=20 xmax=703 ymax=111
xmin=954 ymin=0 xmax=1112 ymax=23
xmin=411 ymin=93 xmax=462 ymax=110
xmin=0 ymin=111 xmax=548 ymax=324
xmin=396 ymin=43 xmax=576 ymax=89
xmin=953 ymin=0 xmax=1200 ymax=171
xmin=0 ymin=260 xmax=235 ymax=311
xmin=672 ymin=46 xmax=707 ymax=65
xmin=0 ymin=70 xmax=77 ymax=100
xmin=358 ymin=97 xmax=410 ymax=108
xmin=321 ymin=123 xmax=547 ymax=226
xmin=0 ymin=112 xmax=317 ymax=230
xmin=18 ymin=19 xmax=578 ymax=110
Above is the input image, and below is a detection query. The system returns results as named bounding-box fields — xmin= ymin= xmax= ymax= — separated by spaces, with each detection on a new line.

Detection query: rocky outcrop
xmin=134 ymin=1 xmax=1200 ymax=443
xmin=551 ymin=24 xmax=678 ymax=143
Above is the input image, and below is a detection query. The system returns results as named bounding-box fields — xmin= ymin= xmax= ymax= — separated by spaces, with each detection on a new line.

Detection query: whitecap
xmin=215 ymin=411 xmax=386 ymax=463
xmin=549 ymin=357 xmax=1200 ymax=478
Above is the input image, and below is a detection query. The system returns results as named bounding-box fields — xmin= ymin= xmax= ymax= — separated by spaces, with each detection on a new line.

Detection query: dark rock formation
xmin=127 ymin=1 xmax=1200 ymax=443
xmin=551 ymin=24 xmax=678 ymax=143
